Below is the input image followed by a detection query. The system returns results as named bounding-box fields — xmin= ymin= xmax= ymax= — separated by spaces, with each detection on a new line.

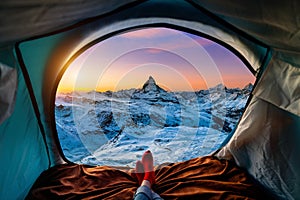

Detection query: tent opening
xmin=55 ymin=27 xmax=255 ymax=167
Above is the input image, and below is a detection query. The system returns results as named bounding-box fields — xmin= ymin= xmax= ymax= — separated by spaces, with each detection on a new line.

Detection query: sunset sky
xmin=57 ymin=28 xmax=255 ymax=93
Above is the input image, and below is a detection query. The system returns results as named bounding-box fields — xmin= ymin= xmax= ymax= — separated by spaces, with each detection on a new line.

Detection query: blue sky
xmin=58 ymin=28 xmax=255 ymax=92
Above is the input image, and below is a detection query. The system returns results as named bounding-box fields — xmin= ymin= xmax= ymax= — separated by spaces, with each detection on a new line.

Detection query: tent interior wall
xmin=0 ymin=0 xmax=299 ymax=199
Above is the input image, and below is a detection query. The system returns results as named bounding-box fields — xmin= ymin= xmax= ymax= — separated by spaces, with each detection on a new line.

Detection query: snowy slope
xmin=55 ymin=76 xmax=253 ymax=167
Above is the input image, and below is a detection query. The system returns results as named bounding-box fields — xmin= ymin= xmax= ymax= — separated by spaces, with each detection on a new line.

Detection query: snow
xmin=55 ymin=76 xmax=253 ymax=167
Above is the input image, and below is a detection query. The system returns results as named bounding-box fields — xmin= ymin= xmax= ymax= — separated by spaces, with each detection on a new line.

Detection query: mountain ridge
xmin=57 ymin=76 xmax=253 ymax=95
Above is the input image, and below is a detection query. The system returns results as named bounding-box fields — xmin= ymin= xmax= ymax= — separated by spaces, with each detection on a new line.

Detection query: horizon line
xmin=57 ymin=82 xmax=253 ymax=94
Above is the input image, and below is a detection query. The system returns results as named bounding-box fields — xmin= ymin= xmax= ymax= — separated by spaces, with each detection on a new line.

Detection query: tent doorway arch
xmin=55 ymin=26 xmax=256 ymax=167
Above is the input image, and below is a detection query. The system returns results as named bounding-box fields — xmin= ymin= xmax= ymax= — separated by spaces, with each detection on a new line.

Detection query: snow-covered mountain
xmin=55 ymin=76 xmax=253 ymax=167
xmin=141 ymin=75 xmax=164 ymax=93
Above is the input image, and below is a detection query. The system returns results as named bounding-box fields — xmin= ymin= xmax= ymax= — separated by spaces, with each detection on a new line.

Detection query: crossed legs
xmin=133 ymin=150 xmax=163 ymax=200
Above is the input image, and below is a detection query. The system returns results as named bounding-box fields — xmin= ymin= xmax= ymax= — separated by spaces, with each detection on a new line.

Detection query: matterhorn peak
xmin=148 ymin=76 xmax=156 ymax=85
xmin=131 ymin=76 xmax=176 ymax=102
xmin=142 ymin=76 xmax=161 ymax=92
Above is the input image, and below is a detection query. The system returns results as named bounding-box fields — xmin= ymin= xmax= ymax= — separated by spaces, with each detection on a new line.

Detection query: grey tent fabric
xmin=216 ymin=56 xmax=300 ymax=199
xmin=0 ymin=0 xmax=136 ymax=46
xmin=193 ymin=0 xmax=300 ymax=52
xmin=0 ymin=62 xmax=17 ymax=124
xmin=216 ymin=95 xmax=300 ymax=199
xmin=0 ymin=0 xmax=299 ymax=53
xmin=253 ymin=55 xmax=300 ymax=116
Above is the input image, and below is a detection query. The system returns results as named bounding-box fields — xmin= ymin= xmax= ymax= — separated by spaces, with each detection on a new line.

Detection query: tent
xmin=0 ymin=0 xmax=299 ymax=199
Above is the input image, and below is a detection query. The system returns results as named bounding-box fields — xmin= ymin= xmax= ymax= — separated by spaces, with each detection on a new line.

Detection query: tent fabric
xmin=253 ymin=55 xmax=300 ymax=116
xmin=216 ymin=55 xmax=300 ymax=199
xmin=194 ymin=0 xmax=300 ymax=53
xmin=0 ymin=62 xmax=17 ymax=124
xmin=0 ymin=49 xmax=49 ymax=199
xmin=0 ymin=0 xmax=136 ymax=47
xmin=0 ymin=0 xmax=299 ymax=54
xmin=18 ymin=34 xmax=69 ymax=165
xmin=26 ymin=156 xmax=275 ymax=200
xmin=216 ymin=96 xmax=300 ymax=199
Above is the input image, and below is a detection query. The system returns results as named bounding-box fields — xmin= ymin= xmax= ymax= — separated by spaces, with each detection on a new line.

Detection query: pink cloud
xmin=145 ymin=48 xmax=164 ymax=54
xmin=120 ymin=28 xmax=214 ymax=50
xmin=151 ymin=38 xmax=211 ymax=52
xmin=120 ymin=28 xmax=180 ymax=39
xmin=118 ymin=27 xmax=216 ymax=55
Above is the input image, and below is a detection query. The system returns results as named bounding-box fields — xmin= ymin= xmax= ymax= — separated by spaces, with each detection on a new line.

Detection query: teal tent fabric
xmin=0 ymin=48 xmax=49 ymax=199
xmin=18 ymin=34 xmax=69 ymax=165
